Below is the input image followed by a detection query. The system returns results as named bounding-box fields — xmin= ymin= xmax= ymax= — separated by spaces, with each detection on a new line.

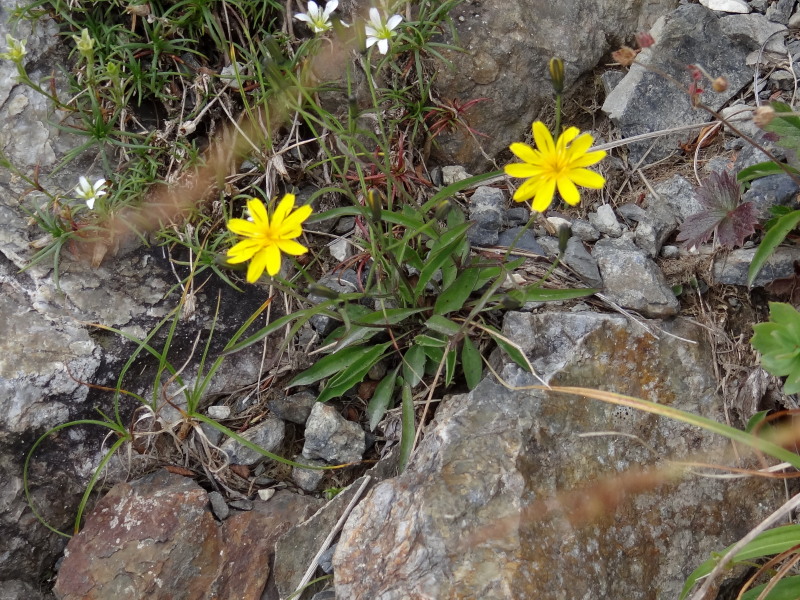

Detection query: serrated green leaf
xmin=367 ymin=368 xmax=399 ymax=431
xmin=403 ymin=345 xmax=427 ymax=388
xmin=747 ymin=210 xmax=800 ymax=287
xmin=425 ymin=315 xmax=461 ymax=336
xmin=680 ymin=525 xmax=800 ymax=600
xmin=462 ymin=336 xmax=483 ymax=390
xmin=435 ymin=267 xmax=481 ymax=315
xmin=752 ymin=303 xmax=800 ymax=393
xmin=317 ymin=343 xmax=391 ymax=403
xmin=289 ymin=344 xmax=379 ymax=387
xmin=398 ymin=382 xmax=415 ymax=472
xmin=765 ymin=101 xmax=800 ymax=159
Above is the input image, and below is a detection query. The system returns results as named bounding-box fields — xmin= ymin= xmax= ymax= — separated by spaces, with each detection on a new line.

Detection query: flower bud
xmin=711 ymin=76 xmax=728 ymax=93
xmin=74 ymin=28 xmax=95 ymax=60
xmin=549 ymin=57 xmax=564 ymax=94
xmin=753 ymin=105 xmax=776 ymax=129
xmin=365 ymin=189 xmax=382 ymax=223
xmin=557 ymin=224 xmax=571 ymax=255
xmin=1 ymin=34 xmax=26 ymax=63
xmin=433 ymin=199 xmax=452 ymax=222
xmin=635 ymin=32 xmax=655 ymax=49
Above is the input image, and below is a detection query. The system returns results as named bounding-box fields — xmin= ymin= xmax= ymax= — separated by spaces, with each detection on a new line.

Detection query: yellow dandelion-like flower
xmin=505 ymin=121 xmax=607 ymax=212
xmin=227 ymin=194 xmax=312 ymax=282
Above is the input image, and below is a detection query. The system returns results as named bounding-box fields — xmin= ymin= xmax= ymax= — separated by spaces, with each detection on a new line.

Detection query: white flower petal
xmin=368 ymin=7 xmax=381 ymax=27
xmin=86 ymin=198 xmax=95 ymax=210
xmin=323 ymin=0 xmax=338 ymax=19
xmin=365 ymin=36 xmax=377 ymax=48
xmin=386 ymin=14 xmax=403 ymax=30
xmin=364 ymin=24 xmax=377 ymax=37
xmin=377 ymin=38 xmax=389 ymax=54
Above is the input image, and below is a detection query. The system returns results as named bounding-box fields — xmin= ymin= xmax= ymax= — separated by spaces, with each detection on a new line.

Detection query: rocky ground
xmin=2 ymin=0 xmax=800 ymax=599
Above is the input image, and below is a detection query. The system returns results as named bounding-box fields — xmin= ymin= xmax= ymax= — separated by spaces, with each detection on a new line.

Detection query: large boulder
xmin=428 ymin=0 xmax=679 ymax=170
xmin=333 ymin=312 xmax=783 ymax=599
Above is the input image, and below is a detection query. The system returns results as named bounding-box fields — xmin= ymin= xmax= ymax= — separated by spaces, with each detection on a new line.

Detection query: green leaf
xmin=740 ymin=576 xmax=800 ymax=600
xmin=737 ymin=160 xmax=795 ymax=184
xmin=435 ymin=267 xmax=481 ymax=315
xmin=398 ymin=382 xmax=415 ymax=472
xmin=745 ymin=209 xmax=800 ymax=287
xmin=486 ymin=327 xmax=536 ymax=375
xmin=403 ymin=345 xmax=427 ymax=388
xmin=413 ymin=334 xmax=448 ymax=347
xmin=445 ymin=347 xmax=457 ymax=387
xmin=367 ymin=368 xmax=399 ymax=431
xmin=461 ymin=336 xmax=483 ymax=390
xmin=422 ymin=345 xmax=444 ymax=365
xmin=223 ymin=311 xmax=303 ymax=356
xmin=505 ymin=285 xmax=597 ymax=305
xmin=425 ymin=314 xmax=462 ymax=336
xmin=752 ymin=302 xmax=800 ymax=394
xmin=289 ymin=344 xmax=381 ymax=387
xmin=414 ymin=223 xmax=473 ymax=297
xmin=765 ymin=101 xmax=800 ymax=160
xmin=680 ymin=525 xmax=800 ymax=599
xmin=745 ymin=409 xmax=770 ymax=433
xmin=337 ymin=307 xmax=428 ymax=349
xmin=317 ymin=343 xmax=391 ymax=403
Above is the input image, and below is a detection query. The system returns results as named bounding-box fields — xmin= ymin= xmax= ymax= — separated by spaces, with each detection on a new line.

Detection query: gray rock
xmin=602 ymin=5 xmax=767 ymax=165
xmin=635 ymin=203 xmax=679 ymax=258
xmin=713 ymin=246 xmax=800 ymax=286
xmin=221 ymin=414 xmax=285 ymax=466
xmin=291 ymin=455 xmax=327 ymax=493
xmin=700 ymin=0 xmax=751 ymax=13
xmin=318 ymin=544 xmax=337 ymax=574
xmin=440 ymin=165 xmax=471 ymax=186
xmin=742 ymin=173 xmax=800 ymax=219
xmin=600 ymin=70 xmax=626 ymax=96
xmin=496 ymin=227 xmax=545 ymax=255
xmin=563 ymin=238 xmax=603 ymax=287
xmin=504 ymin=206 xmax=530 ymax=227
xmin=648 ymin=175 xmax=701 ymax=221
xmin=208 ymin=491 xmax=230 ymax=520
xmin=588 ymin=204 xmax=623 ymax=237
xmin=467 ymin=186 xmax=505 ymax=246
xmin=302 ymin=403 xmax=365 ymax=464
xmin=594 ymin=237 xmax=680 ymax=317
xmin=228 ymin=498 xmax=253 ymax=511
xmin=334 ymin=216 xmax=355 ymax=235
xmin=734 ymin=132 xmax=787 ymax=171
xmin=308 ymin=270 xmax=360 ymax=335
xmin=430 ymin=0 xmax=678 ymax=170
xmin=571 ymin=218 xmax=601 ymax=242
xmin=767 ymin=0 xmax=796 ymax=23
xmin=0 ymin=580 xmax=47 ymax=600
xmin=333 ymin=313 xmax=782 ymax=599
xmin=268 ymin=391 xmax=317 ymax=425
xmin=310 ymin=590 xmax=336 ymax=600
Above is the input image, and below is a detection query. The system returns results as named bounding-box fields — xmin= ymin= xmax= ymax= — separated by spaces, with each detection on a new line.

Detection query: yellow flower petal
xmin=509 ymin=142 xmax=540 ymax=164
xmin=276 ymin=238 xmax=309 ymax=256
xmin=505 ymin=163 xmax=543 ymax=178
xmin=247 ymin=198 xmax=269 ymax=226
xmin=532 ymin=122 xmax=555 ymax=154
xmin=557 ymin=177 xmax=581 ymax=206
xmin=278 ymin=203 xmax=313 ymax=234
xmin=566 ymin=132 xmax=594 ymax=157
xmin=570 ymin=150 xmax=607 ymax=168
xmin=557 ymin=126 xmax=580 ymax=152
xmin=246 ymin=248 xmax=269 ymax=282
xmin=513 ymin=177 xmax=543 ymax=203
xmin=228 ymin=218 xmax=261 ymax=237
xmin=531 ymin=178 xmax=556 ymax=212
xmin=570 ymin=168 xmax=606 ymax=188
xmin=227 ymin=239 xmax=262 ymax=262
xmin=263 ymin=244 xmax=283 ymax=276
xmin=272 ymin=193 xmax=296 ymax=226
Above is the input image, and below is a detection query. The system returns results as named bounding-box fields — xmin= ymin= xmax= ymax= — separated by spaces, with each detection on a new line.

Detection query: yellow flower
xmin=505 ymin=121 xmax=606 ymax=212
xmin=227 ymin=194 xmax=312 ymax=282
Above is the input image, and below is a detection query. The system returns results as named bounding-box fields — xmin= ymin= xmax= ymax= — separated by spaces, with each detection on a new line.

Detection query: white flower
xmin=74 ymin=176 xmax=108 ymax=210
xmin=364 ymin=7 xmax=402 ymax=55
xmin=294 ymin=1 xmax=339 ymax=34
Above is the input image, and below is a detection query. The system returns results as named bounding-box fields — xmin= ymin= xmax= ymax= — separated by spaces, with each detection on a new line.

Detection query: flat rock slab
xmin=333 ymin=312 xmax=783 ymax=599
xmin=53 ymin=470 xmax=321 ymax=600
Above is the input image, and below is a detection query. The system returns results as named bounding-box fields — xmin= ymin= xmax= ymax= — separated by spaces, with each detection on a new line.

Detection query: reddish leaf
xmin=676 ymin=171 xmax=757 ymax=250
